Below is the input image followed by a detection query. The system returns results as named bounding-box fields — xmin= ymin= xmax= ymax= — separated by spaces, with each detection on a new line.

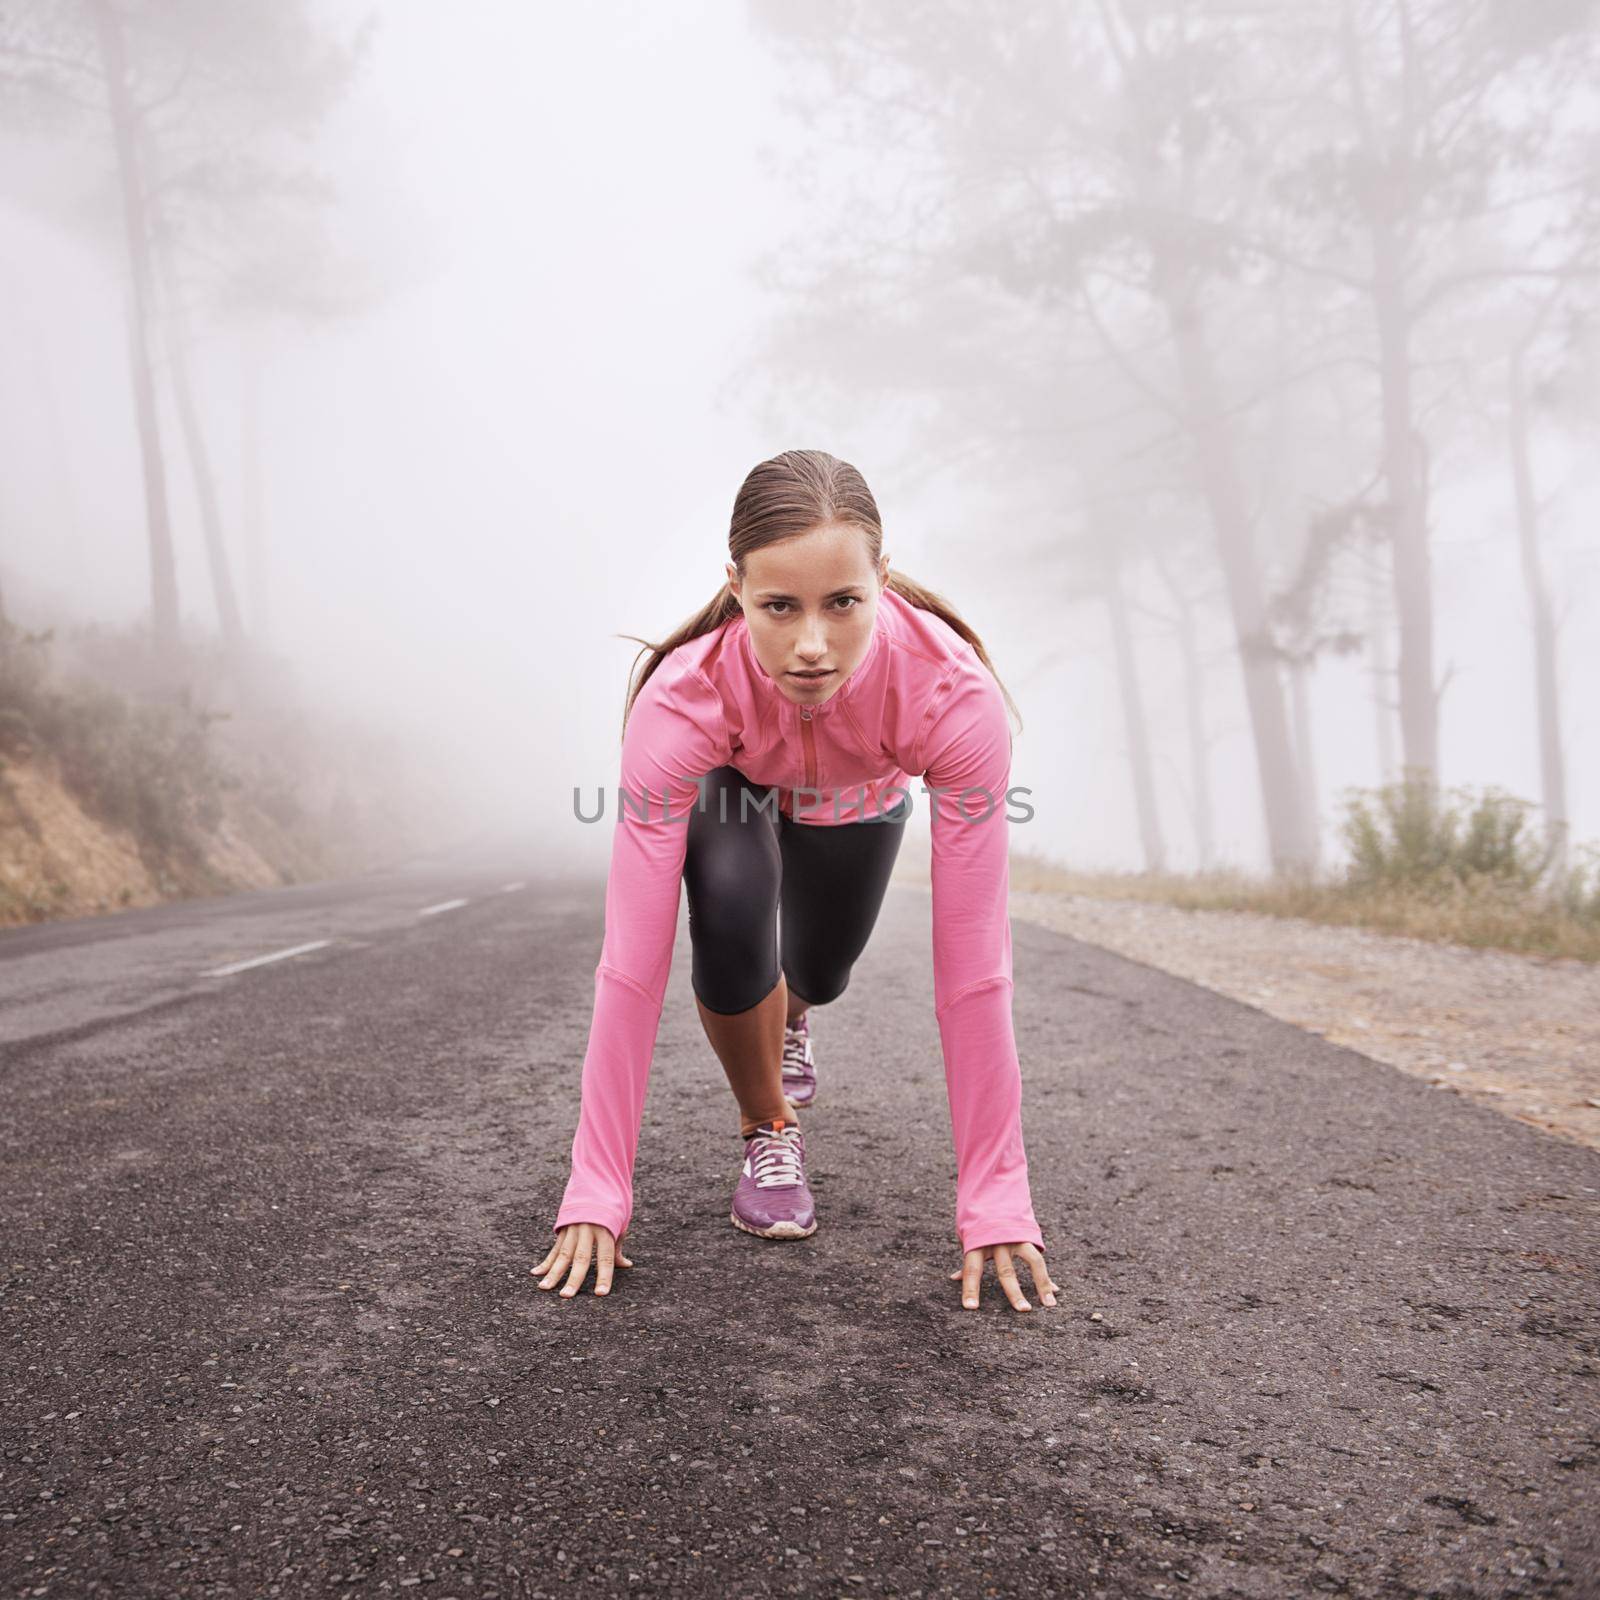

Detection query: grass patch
xmin=1012 ymin=771 xmax=1600 ymax=965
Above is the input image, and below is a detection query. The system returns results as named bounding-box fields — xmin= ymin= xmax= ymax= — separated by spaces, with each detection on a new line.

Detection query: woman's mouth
xmin=788 ymin=669 xmax=834 ymax=682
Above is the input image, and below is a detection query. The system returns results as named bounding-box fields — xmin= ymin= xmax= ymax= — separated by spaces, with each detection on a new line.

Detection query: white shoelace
xmin=780 ymin=1026 xmax=813 ymax=1081
xmin=748 ymin=1125 xmax=805 ymax=1188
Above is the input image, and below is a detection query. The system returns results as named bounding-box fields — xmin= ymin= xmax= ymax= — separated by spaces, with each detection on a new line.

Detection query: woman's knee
xmin=685 ymin=781 xmax=780 ymax=1011
xmin=686 ymin=822 xmax=779 ymax=924
xmin=691 ymin=892 xmax=780 ymax=1013
xmin=781 ymin=960 xmax=850 ymax=1009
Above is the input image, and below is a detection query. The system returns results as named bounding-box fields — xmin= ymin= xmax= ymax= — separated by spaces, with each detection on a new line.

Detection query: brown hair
xmin=616 ymin=448 xmax=1021 ymax=740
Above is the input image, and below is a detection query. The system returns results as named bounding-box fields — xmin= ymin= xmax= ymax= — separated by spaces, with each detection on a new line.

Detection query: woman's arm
xmin=918 ymin=650 xmax=1044 ymax=1257
xmin=553 ymin=661 xmax=729 ymax=1243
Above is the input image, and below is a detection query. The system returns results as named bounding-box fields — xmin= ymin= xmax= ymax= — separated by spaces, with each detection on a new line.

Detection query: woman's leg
xmin=778 ymin=796 xmax=910 ymax=1017
xmin=784 ymin=983 xmax=809 ymax=1027
xmin=694 ymin=984 xmax=792 ymax=1135
xmin=684 ymin=767 xmax=795 ymax=1136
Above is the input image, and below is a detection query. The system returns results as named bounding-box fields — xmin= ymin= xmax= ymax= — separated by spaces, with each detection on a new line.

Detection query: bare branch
xmin=1079 ymin=276 xmax=1184 ymax=423
xmin=1414 ymin=261 xmax=1600 ymax=321
xmin=0 ymin=41 xmax=102 ymax=80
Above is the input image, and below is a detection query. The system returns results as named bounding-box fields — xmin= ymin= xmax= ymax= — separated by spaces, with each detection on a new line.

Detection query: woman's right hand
xmin=533 ymin=1222 xmax=633 ymax=1298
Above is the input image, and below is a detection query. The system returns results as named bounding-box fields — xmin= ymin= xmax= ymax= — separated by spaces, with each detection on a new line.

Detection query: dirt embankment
xmin=0 ymin=749 xmax=329 ymax=924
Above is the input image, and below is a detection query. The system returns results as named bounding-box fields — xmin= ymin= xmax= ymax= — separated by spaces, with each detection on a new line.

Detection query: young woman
xmin=533 ymin=449 xmax=1057 ymax=1314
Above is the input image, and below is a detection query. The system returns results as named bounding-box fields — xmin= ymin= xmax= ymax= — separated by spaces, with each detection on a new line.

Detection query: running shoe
xmin=780 ymin=1011 xmax=817 ymax=1108
xmin=730 ymin=1117 xmax=817 ymax=1239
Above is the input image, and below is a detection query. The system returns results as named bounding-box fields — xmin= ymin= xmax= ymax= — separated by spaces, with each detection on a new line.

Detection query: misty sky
xmin=1 ymin=0 xmax=1595 ymax=877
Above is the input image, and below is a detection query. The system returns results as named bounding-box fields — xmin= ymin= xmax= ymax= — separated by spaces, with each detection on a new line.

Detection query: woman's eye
xmin=761 ymin=597 xmax=858 ymax=615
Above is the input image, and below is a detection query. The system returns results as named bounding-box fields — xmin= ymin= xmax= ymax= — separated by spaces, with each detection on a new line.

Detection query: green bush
xmin=1339 ymin=768 xmax=1553 ymax=893
xmin=1556 ymin=841 xmax=1600 ymax=925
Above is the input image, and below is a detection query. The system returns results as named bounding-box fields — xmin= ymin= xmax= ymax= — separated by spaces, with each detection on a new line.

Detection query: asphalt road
xmin=2 ymin=854 xmax=1597 ymax=1598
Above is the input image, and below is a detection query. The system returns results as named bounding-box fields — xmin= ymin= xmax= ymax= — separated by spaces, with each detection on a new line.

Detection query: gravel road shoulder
xmin=1007 ymin=887 xmax=1600 ymax=1155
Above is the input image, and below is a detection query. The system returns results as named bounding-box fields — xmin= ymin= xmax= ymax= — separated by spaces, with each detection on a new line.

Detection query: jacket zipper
xmin=799 ymin=704 xmax=817 ymax=789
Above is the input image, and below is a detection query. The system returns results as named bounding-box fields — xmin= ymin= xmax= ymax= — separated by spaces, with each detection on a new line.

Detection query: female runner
xmin=533 ymin=449 xmax=1056 ymax=1314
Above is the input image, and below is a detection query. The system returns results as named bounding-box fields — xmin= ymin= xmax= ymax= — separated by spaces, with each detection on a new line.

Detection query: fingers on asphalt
xmin=994 ymin=1244 xmax=1032 ymax=1312
xmin=535 ymin=1228 xmax=632 ymax=1296
xmin=548 ymin=1232 xmax=1045 ymax=1308
xmin=961 ymin=1248 xmax=984 ymax=1309
xmin=561 ymin=1228 xmax=595 ymax=1297
xmin=1018 ymin=1242 xmax=1058 ymax=1307
xmin=540 ymin=1225 xmax=1043 ymax=1308
xmin=537 ymin=1231 xmax=575 ymax=1290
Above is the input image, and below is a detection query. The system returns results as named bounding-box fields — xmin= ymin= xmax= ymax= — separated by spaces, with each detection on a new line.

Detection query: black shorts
xmin=684 ymin=765 xmax=910 ymax=1014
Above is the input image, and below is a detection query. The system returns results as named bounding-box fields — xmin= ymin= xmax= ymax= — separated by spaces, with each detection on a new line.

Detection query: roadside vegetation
xmin=0 ymin=613 xmax=433 ymax=924
xmin=1014 ymin=773 xmax=1600 ymax=965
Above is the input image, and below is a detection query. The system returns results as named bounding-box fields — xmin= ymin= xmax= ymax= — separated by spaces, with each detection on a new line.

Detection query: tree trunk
xmin=241 ymin=348 xmax=268 ymax=643
xmin=1366 ymin=549 xmax=1397 ymax=786
xmin=1152 ymin=551 xmax=1216 ymax=871
xmin=90 ymin=0 xmax=180 ymax=673
xmin=1372 ymin=219 xmax=1438 ymax=785
xmin=1289 ymin=658 xmax=1321 ymax=872
xmin=1164 ymin=293 xmax=1314 ymax=874
xmin=1104 ymin=559 xmax=1166 ymax=874
xmin=151 ymin=204 xmax=246 ymax=654
xmin=1508 ymin=334 xmax=1569 ymax=876
xmin=1258 ymin=297 xmax=1322 ymax=863
xmin=1339 ymin=0 xmax=1438 ymax=786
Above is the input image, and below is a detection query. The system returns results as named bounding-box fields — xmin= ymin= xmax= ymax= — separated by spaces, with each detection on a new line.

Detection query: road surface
xmin=2 ymin=852 xmax=1596 ymax=1597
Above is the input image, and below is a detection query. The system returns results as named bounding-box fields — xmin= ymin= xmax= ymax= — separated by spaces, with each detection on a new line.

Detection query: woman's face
xmin=727 ymin=523 xmax=890 ymax=706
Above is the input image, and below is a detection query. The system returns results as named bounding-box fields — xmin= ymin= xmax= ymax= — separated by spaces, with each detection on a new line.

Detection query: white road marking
xmin=499 ymin=881 xmax=526 ymax=893
xmin=203 ymin=939 xmax=333 ymax=977
xmin=418 ymin=898 xmax=469 ymax=917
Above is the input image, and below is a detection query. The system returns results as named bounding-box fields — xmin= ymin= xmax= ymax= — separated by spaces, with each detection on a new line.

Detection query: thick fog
xmin=2 ymin=0 xmax=1596 ymax=881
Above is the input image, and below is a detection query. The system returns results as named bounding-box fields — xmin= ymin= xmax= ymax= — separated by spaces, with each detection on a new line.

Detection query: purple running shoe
xmin=730 ymin=1117 xmax=817 ymax=1239
xmin=780 ymin=1012 xmax=817 ymax=1109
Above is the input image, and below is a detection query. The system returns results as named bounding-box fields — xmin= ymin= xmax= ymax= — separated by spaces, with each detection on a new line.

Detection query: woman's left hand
xmin=949 ymin=1242 xmax=1058 ymax=1312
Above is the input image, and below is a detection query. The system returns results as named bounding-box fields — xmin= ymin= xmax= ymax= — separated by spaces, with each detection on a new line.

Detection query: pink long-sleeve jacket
xmin=554 ymin=585 xmax=1044 ymax=1256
